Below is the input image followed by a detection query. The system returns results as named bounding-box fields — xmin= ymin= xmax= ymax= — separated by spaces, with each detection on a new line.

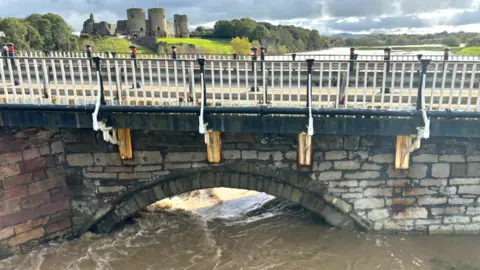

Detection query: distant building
xmin=81 ymin=8 xmax=189 ymax=39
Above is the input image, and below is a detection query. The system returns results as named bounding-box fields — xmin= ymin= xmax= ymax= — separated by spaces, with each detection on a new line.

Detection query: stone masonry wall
xmin=0 ymin=128 xmax=71 ymax=259
xmin=62 ymin=129 xmax=480 ymax=235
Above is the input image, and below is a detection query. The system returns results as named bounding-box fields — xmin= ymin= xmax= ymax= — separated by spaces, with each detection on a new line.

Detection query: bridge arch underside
xmin=81 ymin=163 xmax=372 ymax=235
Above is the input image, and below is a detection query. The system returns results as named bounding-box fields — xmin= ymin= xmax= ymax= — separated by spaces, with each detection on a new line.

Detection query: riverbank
xmin=357 ymin=46 xmax=480 ymax=55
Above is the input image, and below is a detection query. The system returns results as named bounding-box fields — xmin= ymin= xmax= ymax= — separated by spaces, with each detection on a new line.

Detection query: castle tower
xmin=173 ymin=14 xmax=189 ymax=38
xmin=148 ymin=8 xmax=167 ymax=37
xmin=127 ymin=8 xmax=147 ymax=38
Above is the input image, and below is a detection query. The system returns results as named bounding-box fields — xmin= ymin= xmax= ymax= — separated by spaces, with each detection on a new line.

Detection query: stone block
xmin=258 ymin=152 xmax=271 ymax=161
xmin=45 ymin=219 xmax=71 ymax=235
xmin=362 ymin=163 xmax=382 ymax=170
xmin=83 ymin=172 xmax=117 ymax=179
xmin=359 ymin=180 xmax=385 ymax=187
xmin=459 ymin=186 xmax=480 ymax=195
xmin=118 ymin=172 xmax=151 ymax=180
xmin=98 ymin=186 xmax=126 ymax=193
xmin=164 ymin=163 xmax=191 ymax=170
xmin=123 ymin=151 xmax=163 ymax=165
xmin=4 ymin=174 xmax=32 ymax=189
xmin=0 ymin=186 xmax=27 ymax=201
xmin=393 ymin=207 xmax=428 ymax=219
xmin=318 ymin=171 xmax=342 ymax=181
xmin=450 ymin=178 xmax=480 ymax=185
xmin=431 ymin=207 xmax=465 ymax=215
xmin=364 ymin=188 xmax=392 ymax=197
xmin=22 ymin=148 xmax=40 ymax=161
xmin=432 ymin=164 xmax=450 ymax=178
xmin=325 ymin=151 xmax=348 ymax=161
xmin=383 ymin=219 xmax=414 ymax=231
xmin=468 ymin=163 xmax=480 ymax=177
xmin=454 ymin=224 xmax=480 ymax=234
xmin=439 ymin=186 xmax=457 ymax=196
xmin=429 ymin=225 xmax=454 ymax=234
xmin=334 ymin=160 xmax=361 ymax=170
xmin=451 ymin=164 xmax=468 ymax=177
xmin=38 ymin=146 xmax=51 ymax=156
xmin=369 ymin=154 xmax=394 ymax=164
xmin=367 ymin=209 xmax=389 ymax=221
xmin=66 ymin=154 xmax=93 ymax=166
xmin=415 ymin=219 xmax=442 ymax=226
xmin=467 ymin=155 xmax=480 ymax=162
xmin=14 ymin=221 xmax=32 ymax=234
xmin=0 ymin=152 xmax=22 ymax=165
xmin=289 ymin=188 xmax=303 ymax=203
xmin=315 ymin=136 xmax=344 ymax=150
xmin=329 ymin=181 xmax=358 ymax=188
xmin=349 ymin=151 xmax=369 ymax=160
xmin=86 ymin=167 xmax=103 ymax=172
xmin=412 ymin=154 xmax=438 ymax=163
xmin=387 ymin=179 xmax=410 ymax=187
xmin=354 ymin=198 xmax=385 ymax=209
xmin=408 ymin=164 xmax=428 ymax=179
xmin=341 ymin=193 xmax=364 ymax=199
xmin=241 ymin=150 xmax=258 ymax=160
xmin=284 ymin=151 xmax=297 ymax=161
xmin=418 ymin=197 xmax=447 ymax=205
xmin=444 ymin=216 xmax=470 ymax=224
xmin=104 ymin=167 xmax=133 ymax=173
xmin=344 ymin=136 xmax=360 ymax=150
xmin=93 ymin=153 xmax=122 ymax=166
xmin=51 ymin=141 xmax=64 ymax=154
xmin=439 ymin=155 xmax=465 ymax=163
xmin=0 ymin=227 xmax=14 ymax=241
xmin=344 ymin=171 xmax=380 ymax=180
xmin=315 ymin=161 xmax=332 ymax=172
xmin=466 ymin=207 xmax=480 ymax=215
xmin=8 ymin=228 xmax=45 ymax=246
xmin=134 ymin=166 xmax=163 ymax=172
xmin=222 ymin=150 xmax=241 ymax=160
xmin=420 ymin=179 xmax=447 ymax=187
xmin=331 ymin=198 xmax=352 ymax=213
xmin=20 ymin=191 xmax=50 ymax=209
xmin=272 ymin=152 xmax=283 ymax=161
xmin=449 ymin=198 xmax=474 ymax=205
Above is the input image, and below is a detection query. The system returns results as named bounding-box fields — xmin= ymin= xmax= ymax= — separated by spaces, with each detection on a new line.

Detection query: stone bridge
xmin=2 ymin=126 xmax=480 ymax=257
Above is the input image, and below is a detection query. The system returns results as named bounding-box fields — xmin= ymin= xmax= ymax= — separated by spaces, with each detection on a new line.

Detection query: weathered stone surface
xmin=316 ymin=161 xmax=333 ymax=171
xmin=8 ymin=228 xmax=45 ymax=246
xmin=439 ymin=155 xmax=465 ymax=163
xmin=431 ymin=207 xmax=465 ymax=215
xmin=383 ymin=219 xmax=414 ymax=231
xmin=258 ymin=152 xmax=271 ymax=161
xmin=344 ymin=171 xmax=380 ymax=180
xmin=418 ymin=197 xmax=447 ymax=205
xmin=118 ymin=172 xmax=151 ymax=180
xmin=455 ymin=224 xmax=480 ymax=234
xmin=134 ymin=166 xmax=163 ymax=172
xmin=413 ymin=154 xmax=438 ymax=163
xmin=98 ymin=186 xmax=126 ymax=193
xmin=0 ymin=227 xmax=14 ymax=241
xmin=354 ymin=198 xmax=385 ymax=209
xmin=324 ymin=151 xmax=348 ymax=161
xmin=349 ymin=151 xmax=369 ymax=160
xmin=450 ymin=178 xmax=480 ymax=185
xmin=362 ymin=163 xmax=382 ymax=170
xmin=344 ymin=136 xmax=360 ymax=150
xmin=318 ymin=171 xmax=342 ymax=181
xmin=467 ymin=163 xmax=480 ymax=177
xmin=459 ymin=186 xmax=480 ymax=195
xmin=83 ymin=172 xmax=117 ymax=179
xmin=166 ymin=152 xmax=204 ymax=163
xmin=387 ymin=179 xmax=410 ymax=187
xmin=439 ymin=186 xmax=457 ymax=196
xmin=341 ymin=193 xmax=364 ymax=199
xmin=420 ymin=179 xmax=447 ymax=187
xmin=331 ymin=198 xmax=352 ymax=213
xmin=66 ymin=154 xmax=93 ymax=166
xmin=222 ymin=150 xmax=241 ymax=160
xmin=367 ymin=209 xmax=389 ymax=221
xmin=432 ymin=164 xmax=450 ymax=178
xmin=51 ymin=141 xmax=64 ymax=154
xmin=241 ymin=150 xmax=258 ymax=160
xmin=449 ymin=198 xmax=474 ymax=205
xmin=393 ymin=207 xmax=428 ymax=219
xmin=444 ymin=216 xmax=470 ymax=224
xmin=329 ymin=181 xmax=358 ymax=188
xmin=408 ymin=164 xmax=428 ymax=179
xmin=466 ymin=207 xmax=480 ymax=215
xmin=359 ymin=180 xmax=385 ymax=187
xmin=334 ymin=160 xmax=361 ymax=170
xmin=429 ymin=225 xmax=454 ymax=234
xmin=284 ymin=151 xmax=297 ymax=161
xmin=93 ymin=153 xmax=122 ymax=166
xmin=451 ymin=164 xmax=468 ymax=177
xmin=104 ymin=167 xmax=133 ymax=173
xmin=369 ymin=154 xmax=394 ymax=164
xmin=123 ymin=151 xmax=163 ymax=165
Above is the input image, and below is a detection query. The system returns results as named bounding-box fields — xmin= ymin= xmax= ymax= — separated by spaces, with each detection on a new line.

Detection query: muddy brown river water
xmin=1 ymin=188 xmax=480 ymax=270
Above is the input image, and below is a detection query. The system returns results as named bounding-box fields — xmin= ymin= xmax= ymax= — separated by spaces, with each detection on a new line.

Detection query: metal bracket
xmin=92 ymin=67 xmax=118 ymax=144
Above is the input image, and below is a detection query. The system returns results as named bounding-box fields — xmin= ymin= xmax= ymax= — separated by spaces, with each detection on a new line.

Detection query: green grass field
xmin=157 ymin=38 xmax=233 ymax=54
xmin=79 ymin=38 xmax=153 ymax=54
xmin=457 ymin=46 xmax=480 ymax=55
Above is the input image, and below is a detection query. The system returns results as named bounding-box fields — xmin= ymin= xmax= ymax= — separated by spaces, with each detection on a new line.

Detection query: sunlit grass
xmin=457 ymin=46 xmax=480 ymax=55
xmin=79 ymin=38 xmax=153 ymax=53
xmin=157 ymin=38 xmax=233 ymax=54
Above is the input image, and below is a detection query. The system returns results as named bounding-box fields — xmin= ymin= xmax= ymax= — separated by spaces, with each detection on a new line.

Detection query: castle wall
xmin=173 ymin=14 xmax=189 ymax=38
xmin=148 ymin=8 xmax=167 ymax=37
xmin=167 ymin=22 xmax=175 ymax=37
xmin=127 ymin=8 xmax=147 ymax=38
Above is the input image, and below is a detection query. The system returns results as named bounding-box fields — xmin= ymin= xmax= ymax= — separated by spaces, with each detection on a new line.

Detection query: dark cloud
xmin=399 ymin=0 xmax=474 ymax=14
xmin=324 ymin=0 xmax=396 ymax=17
xmin=446 ymin=9 xmax=480 ymax=26
xmin=326 ymin=15 xmax=428 ymax=32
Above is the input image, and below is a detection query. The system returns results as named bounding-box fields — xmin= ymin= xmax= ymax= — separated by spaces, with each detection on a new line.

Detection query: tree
xmin=251 ymin=40 xmax=261 ymax=49
xmin=25 ymin=24 xmax=44 ymax=49
xmin=214 ymin=20 xmax=234 ymax=38
xmin=230 ymin=37 xmax=251 ymax=54
xmin=193 ymin=26 xmax=206 ymax=36
xmin=252 ymin=25 xmax=270 ymax=41
xmin=0 ymin=18 xmax=29 ymax=49
xmin=442 ymin=36 xmax=460 ymax=47
xmin=233 ymin=18 xmax=256 ymax=38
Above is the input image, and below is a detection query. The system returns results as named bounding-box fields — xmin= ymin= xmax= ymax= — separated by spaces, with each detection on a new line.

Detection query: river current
xmin=1 ymin=188 xmax=480 ymax=270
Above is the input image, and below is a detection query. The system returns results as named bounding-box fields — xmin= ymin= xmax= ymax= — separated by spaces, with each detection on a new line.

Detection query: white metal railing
xmin=0 ymin=54 xmax=479 ymax=112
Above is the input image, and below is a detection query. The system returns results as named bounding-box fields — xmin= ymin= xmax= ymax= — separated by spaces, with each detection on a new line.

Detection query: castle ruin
xmin=81 ymin=8 xmax=189 ymax=38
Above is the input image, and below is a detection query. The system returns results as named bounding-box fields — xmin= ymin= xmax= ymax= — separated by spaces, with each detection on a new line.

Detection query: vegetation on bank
xmin=457 ymin=46 xmax=480 ymax=55
xmin=356 ymin=46 xmax=480 ymax=55
xmin=157 ymin=38 xmax=233 ymax=54
xmin=79 ymin=38 xmax=153 ymax=53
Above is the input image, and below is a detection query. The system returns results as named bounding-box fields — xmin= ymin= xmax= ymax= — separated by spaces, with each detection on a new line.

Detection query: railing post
xmin=86 ymin=44 xmax=93 ymax=68
xmin=349 ymin=47 xmax=355 ymax=72
xmin=260 ymin=46 xmax=266 ymax=61
xmin=292 ymin=53 xmax=297 ymax=61
xmin=306 ymin=59 xmax=314 ymax=109
xmin=93 ymin=57 xmax=106 ymax=106
xmin=233 ymin=53 xmax=237 ymax=60
xmin=384 ymin=47 xmax=391 ymax=73
xmin=417 ymin=59 xmax=431 ymax=110
xmin=444 ymin=47 xmax=450 ymax=61
xmin=198 ymin=58 xmax=207 ymax=134
xmin=129 ymin=45 xmax=137 ymax=68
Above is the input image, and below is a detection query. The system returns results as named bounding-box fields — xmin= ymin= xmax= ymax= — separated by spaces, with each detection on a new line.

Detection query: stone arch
xmin=78 ymin=162 xmax=372 ymax=235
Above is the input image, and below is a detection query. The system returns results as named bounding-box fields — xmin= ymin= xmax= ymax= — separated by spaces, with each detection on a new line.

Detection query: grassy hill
xmin=157 ymin=38 xmax=233 ymax=54
xmin=457 ymin=46 xmax=480 ymax=55
xmin=78 ymin=38 xmax=153 ymax=54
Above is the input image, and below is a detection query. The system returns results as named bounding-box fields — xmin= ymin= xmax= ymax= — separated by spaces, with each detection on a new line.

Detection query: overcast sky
xmin=1 ymin=0 xmax=480 ymax=34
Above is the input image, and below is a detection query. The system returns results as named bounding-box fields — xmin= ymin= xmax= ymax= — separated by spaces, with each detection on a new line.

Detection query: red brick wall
xmin=0 ymin=128 xmax=71 ymax=258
